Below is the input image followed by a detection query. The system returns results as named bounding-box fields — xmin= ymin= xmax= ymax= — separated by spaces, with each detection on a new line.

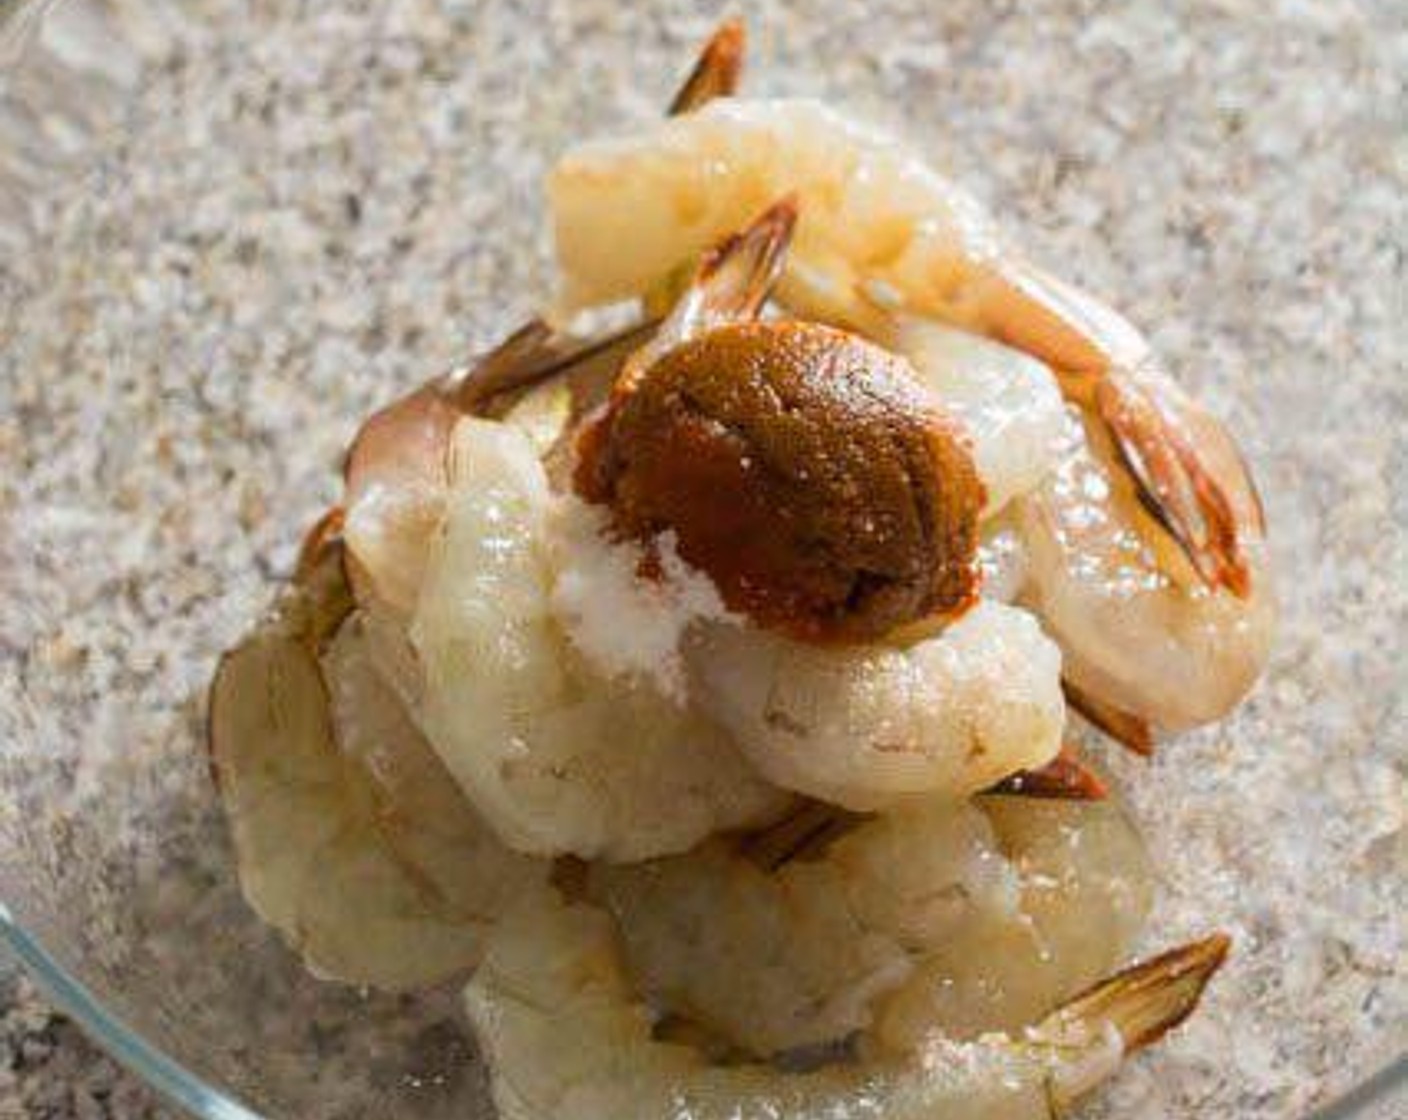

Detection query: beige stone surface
xmin=0 ymin=1 xmax=1402 ymax=1117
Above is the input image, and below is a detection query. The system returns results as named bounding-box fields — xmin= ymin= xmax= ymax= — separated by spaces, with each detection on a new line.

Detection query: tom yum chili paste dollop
xmin=575 ymin=320 xmax=987 ymax=643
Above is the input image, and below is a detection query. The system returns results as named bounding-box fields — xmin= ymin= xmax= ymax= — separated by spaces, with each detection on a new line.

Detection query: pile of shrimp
xmin=208 ymin=20 xmax=1272 ymax=1117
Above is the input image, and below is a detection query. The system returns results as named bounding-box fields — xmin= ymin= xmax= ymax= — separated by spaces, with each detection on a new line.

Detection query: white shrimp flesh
xmin=685 ymin=600 xmax=1064 ymax=810
xmin=464 ymin=880 xmax=1227 ymax=1120
xmin=593 ymin=794 xmax=1150 ymax=1059
xmin=409 ymin=416 xmax=787 ymax=861
xmin=207 ymin=542 xmax=542 ymax=989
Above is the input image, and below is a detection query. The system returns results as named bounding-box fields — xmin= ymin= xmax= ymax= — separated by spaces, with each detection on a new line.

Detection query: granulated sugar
xmin=0 ymin=1 xmax=1402 ymax=1117
xmin=549 ymin=495 xmax=733 ymax=704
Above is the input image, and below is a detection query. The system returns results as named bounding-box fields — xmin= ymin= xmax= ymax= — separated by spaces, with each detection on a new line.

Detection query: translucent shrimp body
xmin=1014 ymin=410 xmax=1275 ymax=734
xmin=594 ymin=796 xmax=1150 ymax=1058
xmin=551 ymin=97 xmax=1274 ymax=738
xmin=323 ymin=616 xmax=543 ymax=922
xmin=594 ymin=802 xmax=1012 ymax=1057
xmin=208 ymin=548 xmax=542 ymax=990
xmin=685 ymin=599 xmax=1064 ymax=810
xmin=883 ymin=319 xmax=1066 ymax=516
xmin=409 ymin=417 xmax=785 ymax=861
xmin=870 ymin=796 xmax=1153 ymax=1054
xmin=551 ymin=99 xmax=1002 ymax=320
xmin=465 ymin=882 xmax=1221 ymax=1120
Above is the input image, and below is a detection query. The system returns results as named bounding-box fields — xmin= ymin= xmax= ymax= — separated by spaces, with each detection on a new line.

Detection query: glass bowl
xmin=1 ymin=1 xmax=1403 ymax=1117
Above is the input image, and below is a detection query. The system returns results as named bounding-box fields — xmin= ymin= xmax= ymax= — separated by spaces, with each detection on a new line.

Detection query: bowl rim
xmin=1 ymin=902 xmax=260 ymax=1119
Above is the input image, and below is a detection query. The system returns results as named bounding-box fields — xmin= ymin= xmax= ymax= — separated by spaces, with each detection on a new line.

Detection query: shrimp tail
xmin=988 ymin=744 xmax=1108 ymax=801
xmin=295 ymin=506 xmax=346 ymax=582
xmin=668 ymin=18 xmax=746 ymax=116
xmin=453 ymin=318 xmax=657 ymax=417
xmin=1096 ymin=370 xmax=1252 ymax=599
xmin=1064 ymin=680 xmax=1155 ymax=756
xmin=1036 ymin=932 xmax=1231 ymax=1108
xmin=683 ymin=195 xmax=798 ymax=330
xmin=620 ymin=196 xmax=798 ymax=388
xmin=436 ymin=19 xmax=754 ymax=417
xmin=968 ymin=257 xmax=1258 ymax=599
xmin=452 ymin=319 xmax=557 ymax=413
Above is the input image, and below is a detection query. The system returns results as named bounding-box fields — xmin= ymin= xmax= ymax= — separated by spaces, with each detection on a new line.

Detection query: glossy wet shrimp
xmin=591 ymin=795 xmax=1152 ymax=1059
xmin=549 ymin=94 xmax=1274 ymax=745
xmin=407 ymin=413 xmax=786 ymax=860
xmin=205 ymin=27 xmax=1245 ymax=1115
xmin=207 ymin=535 xmax=546 ymax=989
xmin=465 ymin=878 xmax=1229 ymax=1120
xmin=684 ymin=601 xmax=1064 ymax=809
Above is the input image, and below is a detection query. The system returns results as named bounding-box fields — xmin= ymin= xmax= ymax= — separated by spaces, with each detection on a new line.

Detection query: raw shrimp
xmin=1013 ymin=408 xmax=1275 ymax=740
xmin=464 ymin=879 xmax=1228 ymax=1120
xmin=339 ymin=18 xmax=744 ymax=625
xmin=207 ymin=539 xmax=543 ymax=990
xmin=322 ymin=614 xmax=542 ymax=920
xmin=592 ymin=795 xmax=1150 ymax=1058
xmin=409 ymin=415 xmax=786 ymax=860
xmin=779 ymin=273 xmax=1067 ymax=518
xmin=869 ymin=795 xmax=1153 ymax=1054
xmin=550 ymin=96 xmax=1274 ymax=741
xmin=685 ymin=599 xmax=1064 ymax=810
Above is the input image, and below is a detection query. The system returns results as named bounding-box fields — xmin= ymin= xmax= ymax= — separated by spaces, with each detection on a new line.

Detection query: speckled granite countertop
xmin=0 ymin=0 xmax=1404 ymax=1117
xmin=0 ymin=962 xmax=173 ymax=1119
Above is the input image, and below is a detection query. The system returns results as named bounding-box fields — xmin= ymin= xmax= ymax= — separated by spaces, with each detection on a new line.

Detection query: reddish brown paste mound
xmin=576 ymin=321 xmax=984 ymax=642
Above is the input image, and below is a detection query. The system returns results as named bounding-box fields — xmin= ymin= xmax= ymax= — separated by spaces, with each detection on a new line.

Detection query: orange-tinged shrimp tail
xmin=1041 ymin=932 xmax=1230 ymax=1108
xmin=295 ymin=506 xmax=346 ymax=581
xmin=615 ymin=195 xmax=798 ymax=395
xmin=988 ymin=743 xmax=1109 ymax=801
xmin=453 ymin=319 xmax=656 ymax=418
xmin=668 ymin=18 xmax=746 ymax=116
xmin=1047 ymin=932 xmax=1231 ymax=1055
xmin=687 ymin=194 xmax=798 ymax=328
xmin=971 ymin=257 xmax=1260 ymax=600
xmin=1097 ymin=371 xmax=1253 ymax=598
xmin=1064 ymin=680 xmax=1156 ymax=756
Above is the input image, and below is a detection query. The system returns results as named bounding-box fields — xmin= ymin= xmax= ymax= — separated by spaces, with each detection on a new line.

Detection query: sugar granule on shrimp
xmin=547 ymin=494 xmax=734 ymax=704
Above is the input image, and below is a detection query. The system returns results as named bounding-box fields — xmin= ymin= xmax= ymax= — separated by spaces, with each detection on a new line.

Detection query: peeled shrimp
xmin=550 ymin=96 xmax=1274 ymax=740
xmin=338 ymin=20 xmax=743 ymax=628
xmin=592 ymin=795 xmax=1150 ymax=1059
xmin=322 ymin=615 xmax=542 ymax=921
xmin=593 ymin=803 xmax=1009 ymax=1057
xmin=869 ymin=795 xmax=1153 ymax=1054
xmin=1013 ymin=408 xmax=1275 ymax=738
xmin=779 ymin=271 xmax=1067 ymax=518
xmin=410 ymin=416 xmax=785 ymax=861
xmin=685 ymin=599 xmax=1064 ymax=810
xmin=207 ymin=540 xmax=541 ymax=990
xmin=464 ymin=880 xmax=1228 ymax=1120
